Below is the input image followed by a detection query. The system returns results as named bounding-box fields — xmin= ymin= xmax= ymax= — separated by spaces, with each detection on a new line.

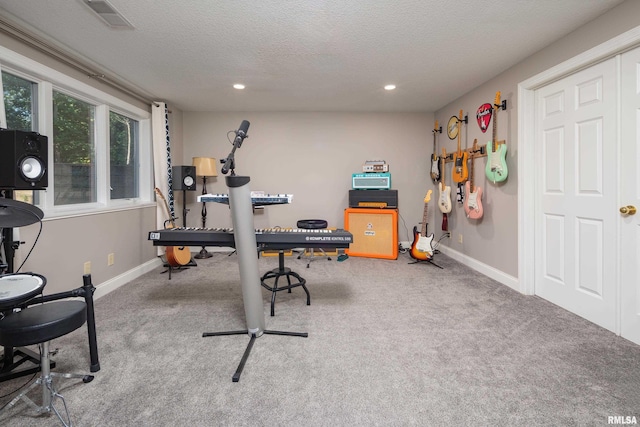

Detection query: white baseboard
xmin=436 ymin=246 xmax=520 ymax=292
xmin=93 ymin=258 xmax=163 ymax=301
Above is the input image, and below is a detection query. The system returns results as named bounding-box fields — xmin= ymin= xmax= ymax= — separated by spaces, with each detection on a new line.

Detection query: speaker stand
xmin=194 ymin=177 xmax=213 ymax=259
xmin=180 ymin=189 xmax=197 ymax=267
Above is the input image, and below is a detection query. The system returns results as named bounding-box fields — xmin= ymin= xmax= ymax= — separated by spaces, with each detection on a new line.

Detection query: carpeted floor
xmin=1 ymin=250 xmax=639 ymax=426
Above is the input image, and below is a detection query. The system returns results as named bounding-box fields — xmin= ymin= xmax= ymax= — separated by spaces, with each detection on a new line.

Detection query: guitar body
xmin=464 ymin=180 xmax=483 ymax=219
xmin=430 ymin=154 xmax=440 ymax=183
xmin=452 ymin=151 xmax=468 ymax=183
xmin=154 ymin=187 xmax=190 ymax=267
xmin=410 ymin=226 xmax=434 ymax=260
xmin=438 ymin=182 xmax=452 ymax=213
xmin=166 ymin=245 xmax=191 ymax=267
xmin=485 ymin=141 xmax=508 ymax=183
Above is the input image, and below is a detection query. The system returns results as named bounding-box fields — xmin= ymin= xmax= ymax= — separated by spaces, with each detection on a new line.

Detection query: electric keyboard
xmin=197 ymin=193 xmax=293 ymax=206
xmin=148 ymin=227 xmax=352 ymax=250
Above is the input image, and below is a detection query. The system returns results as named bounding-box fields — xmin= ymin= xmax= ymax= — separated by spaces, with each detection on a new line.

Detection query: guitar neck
xmin=492 ymin=109 xmax=498 ymax=152
xmin=492 ymin=92 xmax=500 ymax=152
xmin=421 ymin=204 xmax=429 ymax=236
xmin=470 ymin=153 xmax=475 ymax=192
xmin=155 ymin=188 xmax=176 ymax=228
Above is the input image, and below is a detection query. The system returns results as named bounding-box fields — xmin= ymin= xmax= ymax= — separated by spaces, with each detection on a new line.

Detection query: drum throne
xmin=0 ymin=197 xmax=99 ymax=425
xmin=0 ymin=299 xmax=94 ymax=424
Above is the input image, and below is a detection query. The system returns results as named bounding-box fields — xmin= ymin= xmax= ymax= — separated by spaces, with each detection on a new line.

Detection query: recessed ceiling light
xmin=233 ymin=84 xmax=245 ymax=90
xmin=384 ymin=84 xmax=396 ymax=91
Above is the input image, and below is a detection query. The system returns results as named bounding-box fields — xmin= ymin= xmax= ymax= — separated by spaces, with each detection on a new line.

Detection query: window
xmin=2 ymin=71 xmax=37 ymax=131
xmin=2 ymin=71 xmax=38 ymax=205
xmin=0 ymin=47 xmax=151 ymax=216
xmin=110 ymin=111 xmax=139 ymax=199
xmin=53 ymin=91 xmax=96 ymax=206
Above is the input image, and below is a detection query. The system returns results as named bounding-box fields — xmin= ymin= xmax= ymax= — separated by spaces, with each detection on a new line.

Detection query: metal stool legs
xmin=296 ymin=219 xmax=331 ymax=268
xmin=261 ymin=251 xmax=309 ymax=316
xmin=297 ymin=247 xmax=331 ymax=268
xmin=4 ymin=341 xmax=93 ymax=426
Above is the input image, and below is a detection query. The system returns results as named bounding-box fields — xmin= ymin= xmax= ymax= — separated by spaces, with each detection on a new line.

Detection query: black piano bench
xmin=261 ymin=251 xmax=310 ymax=316
xmin=296 ymin=219 xmax=331 ymax=267
xmin=0 ymin=301 xmax=94 ymax=424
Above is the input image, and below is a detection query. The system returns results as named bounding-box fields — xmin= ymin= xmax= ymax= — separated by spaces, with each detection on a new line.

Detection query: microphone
xmin=221 ymin=120 xmax=251 ymax=175
xmin=234 ymin=120 xmax=250 ymax=147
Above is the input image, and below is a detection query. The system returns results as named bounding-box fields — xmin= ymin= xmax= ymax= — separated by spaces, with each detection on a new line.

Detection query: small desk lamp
xmin=192 ymin=157 xmax=217 ymax=259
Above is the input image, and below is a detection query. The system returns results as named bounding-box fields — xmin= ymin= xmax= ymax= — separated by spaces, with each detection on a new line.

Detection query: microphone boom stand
xmin=202 ymin=123 xmax=307 ymax=382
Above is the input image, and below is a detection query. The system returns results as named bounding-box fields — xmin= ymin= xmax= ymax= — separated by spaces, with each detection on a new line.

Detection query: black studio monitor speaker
xmin=0 ymin=130 xmax=48 ymax=190
xmin=172 ymin=165 xmax=196 ymax=191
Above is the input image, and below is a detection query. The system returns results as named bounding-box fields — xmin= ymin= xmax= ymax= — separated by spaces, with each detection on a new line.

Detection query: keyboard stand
xmin=202 ymin=174 xmax=307 ymax=382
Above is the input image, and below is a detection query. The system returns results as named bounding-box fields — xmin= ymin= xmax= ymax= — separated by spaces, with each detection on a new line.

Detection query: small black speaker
xmin=172 ymin=166 xmax=196 ymax=191
xmin=0 ymin=130 xmax=48 ymax=190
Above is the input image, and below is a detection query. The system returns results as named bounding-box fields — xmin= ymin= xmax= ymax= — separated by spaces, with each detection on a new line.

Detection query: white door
xmin=534 ymin=58 xmax=618 ymax=333
xmin=620 ymin=46 xmax=640 ymax=345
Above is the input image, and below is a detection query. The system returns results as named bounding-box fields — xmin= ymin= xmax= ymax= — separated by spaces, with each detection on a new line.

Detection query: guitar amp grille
xmin=352 ymin=173 xmax=391 ymax=190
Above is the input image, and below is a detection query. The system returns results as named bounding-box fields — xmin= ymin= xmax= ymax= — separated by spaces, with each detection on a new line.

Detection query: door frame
xmin=517 ymin=26 xmax=640 ymax=310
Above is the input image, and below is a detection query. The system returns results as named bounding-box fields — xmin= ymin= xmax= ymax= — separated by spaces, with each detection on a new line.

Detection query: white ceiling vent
xmin=83 ymin=0 xmax=134 ymax=29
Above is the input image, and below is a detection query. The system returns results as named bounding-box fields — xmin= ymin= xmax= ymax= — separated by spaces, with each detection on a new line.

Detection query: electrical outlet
xmin=458 ymin=234 xmax=463 ymax=244
xmin=108 ymin=253 xmax=115 ymax=266
xmin=84 ymin=261 xmax=91 ymax=274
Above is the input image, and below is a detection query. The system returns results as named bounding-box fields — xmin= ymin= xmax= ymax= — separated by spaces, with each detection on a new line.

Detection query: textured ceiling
xmin=0 ymin=0 xmax=626 ymax=112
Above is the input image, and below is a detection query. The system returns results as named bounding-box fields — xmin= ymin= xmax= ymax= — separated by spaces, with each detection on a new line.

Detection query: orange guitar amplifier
xmin=344 ymin=208 xmax=398 ymax=260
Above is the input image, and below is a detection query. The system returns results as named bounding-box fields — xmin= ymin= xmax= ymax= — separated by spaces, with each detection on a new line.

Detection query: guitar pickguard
xmin=430 ymin=156 xmax=440 ymax=181
xmin=438 ymin=185 xmax=452 ymax=213
xmin=485 ymin=142 xmax=508 ymax=183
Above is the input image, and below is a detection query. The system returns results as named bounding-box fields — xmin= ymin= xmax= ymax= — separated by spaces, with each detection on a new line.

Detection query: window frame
xmin=1 ymin=45 xmax=153 ymax=219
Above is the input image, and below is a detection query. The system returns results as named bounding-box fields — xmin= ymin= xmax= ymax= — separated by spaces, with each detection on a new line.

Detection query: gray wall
xmin=18 ymin=207 xmax=157 ymax=294
xmin=431 ymin=0 xmax=640 ymax=278
xmin=181 ymin=112 xmax=433 ymax=242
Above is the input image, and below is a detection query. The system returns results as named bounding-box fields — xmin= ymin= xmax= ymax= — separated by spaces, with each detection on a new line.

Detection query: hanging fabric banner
xmin=151 ymin=102 xmax=175 ymax=255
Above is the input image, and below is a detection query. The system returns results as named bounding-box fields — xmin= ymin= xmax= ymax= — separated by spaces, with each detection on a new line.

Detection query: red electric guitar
xmin=410 ymin=190 xmax=434 ymax=261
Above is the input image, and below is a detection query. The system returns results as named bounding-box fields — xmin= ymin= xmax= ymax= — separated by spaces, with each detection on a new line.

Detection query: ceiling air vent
xmin=83 ymin=0 xmax=134 ymax=29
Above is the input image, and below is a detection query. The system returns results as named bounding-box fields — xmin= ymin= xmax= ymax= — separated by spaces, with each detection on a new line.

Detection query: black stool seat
xmin=297 ymin=219 xmax=328 ymax=229
xmin=0 ymin=301 xmax=87 ymax=348
xmin=297 ymin=219 xmax=331 ymax=267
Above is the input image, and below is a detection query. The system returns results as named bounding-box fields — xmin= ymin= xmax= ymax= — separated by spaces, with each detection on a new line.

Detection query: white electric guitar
xmin=438 ymin=148 xmax=452 ymax=214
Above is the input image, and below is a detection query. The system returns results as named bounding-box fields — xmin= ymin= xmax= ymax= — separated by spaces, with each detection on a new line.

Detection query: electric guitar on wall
xmin=430 ymin=121 xmax=441 ymax=183
xmin=464 ymin=139 xmax=484 ymax=219
xmin=452 ymin=110 xmax=468 ymax=183
xmin=410 ymin=190 xmax=434 ymax=261
xmin=438 ymin=147 xmax=452 ymax=214
xmin=154 ymin=187 xmax=191 ymax=267
xmin=485 ymin=91 xmax=508 ymax=183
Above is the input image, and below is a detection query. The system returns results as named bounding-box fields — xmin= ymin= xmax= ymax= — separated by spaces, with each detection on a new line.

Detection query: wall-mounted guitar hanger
xmin=440 ymin=100 xmax=507 ymax=163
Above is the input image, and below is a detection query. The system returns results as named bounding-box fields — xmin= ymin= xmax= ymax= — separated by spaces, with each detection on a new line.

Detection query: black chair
xmin=0 ymin=300 xmax=94 ymax=424
xmin=296 ymin=219 xmax=331 ymax=267
xmin=260 ymin=251 xmax=309 ymax=317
